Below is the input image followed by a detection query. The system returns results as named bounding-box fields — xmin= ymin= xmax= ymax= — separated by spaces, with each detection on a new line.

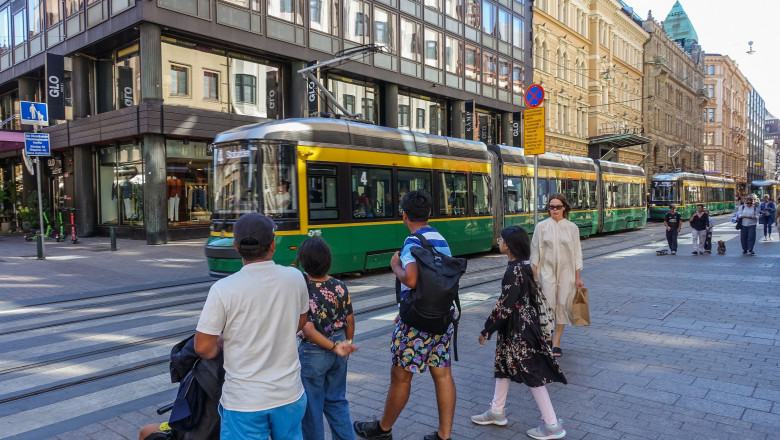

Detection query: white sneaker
xmin=527 ymin=418 xmax=566 ymax=439
xmin=471 ymin=408 xmax=508 ymax=426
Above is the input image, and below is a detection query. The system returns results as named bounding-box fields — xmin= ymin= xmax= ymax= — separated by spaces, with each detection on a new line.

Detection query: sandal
xmin=552 ymin=347 xmax=562 ymax=357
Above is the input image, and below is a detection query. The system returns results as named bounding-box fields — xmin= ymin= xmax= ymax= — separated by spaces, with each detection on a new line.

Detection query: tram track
xmin=0 ymin=223 xmax=699 ymax=406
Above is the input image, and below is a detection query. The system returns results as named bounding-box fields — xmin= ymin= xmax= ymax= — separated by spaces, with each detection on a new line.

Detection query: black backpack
xmin=396 ymin=233 xmax=467 ymax=358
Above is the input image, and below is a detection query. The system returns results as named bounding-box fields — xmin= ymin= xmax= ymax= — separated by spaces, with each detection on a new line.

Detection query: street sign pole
xmin=523 ymin=84 xmax=546 ymax=227
xmin=34 ymin=123 xmax=45 ymax=260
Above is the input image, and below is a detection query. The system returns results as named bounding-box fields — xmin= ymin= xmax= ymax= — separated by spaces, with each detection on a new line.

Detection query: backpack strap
xmin=452 ymin=292 xmax=461 ymax=362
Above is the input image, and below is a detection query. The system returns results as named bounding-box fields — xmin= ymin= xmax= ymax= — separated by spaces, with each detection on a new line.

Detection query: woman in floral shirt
xmin=471 ymin=226 xmax=568 ymax=440
xmin=297 ymin=237 xmax=357 ymax=440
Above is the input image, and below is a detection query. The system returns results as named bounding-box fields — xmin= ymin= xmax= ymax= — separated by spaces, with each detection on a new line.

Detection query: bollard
xmin=37 ymin=234 xmax=44 ymax=260
xmin=110 ymin=226 xmax=117 ymax=251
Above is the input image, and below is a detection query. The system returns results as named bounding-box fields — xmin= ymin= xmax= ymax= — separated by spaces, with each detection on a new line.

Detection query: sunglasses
xmin=549 ymin=205 xmax=564 ymax=211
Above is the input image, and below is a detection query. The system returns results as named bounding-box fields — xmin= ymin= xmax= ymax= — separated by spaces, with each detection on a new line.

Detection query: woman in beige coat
xmin=531 ymin=193 xmax=584 ymax=357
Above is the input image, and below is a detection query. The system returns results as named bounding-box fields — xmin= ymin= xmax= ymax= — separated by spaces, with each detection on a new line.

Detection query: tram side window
xmin=604 ymin=182 xmax=615 ymax=209
xmin=630 ymin=183 xmax=641 ymax=206
xmin=563 ymin=179 xmax=579 ymax=210
xmin=439 ymin=172 xmax=468 ymax=216
xmin=522 ymin=177 xmax=534 ymax=212
xmin=351 ymin=167 xmax=393 ymax=219
xmin=473 ymin=174 xmax=491 ymax=215
xmin=505 ymin=176 xmax=522 ymax=213
xmin=398 ymin=170 xmax=431 ymax=215
xmin=308 ymin=165 xmax=338 ymax=220
xmin=261 ymin=143 xmax=298 ymax=219
xmin=537 ymin=178 xmax=548 ymax=211
xmin=587 ymin=180 xmax=596 ymax=209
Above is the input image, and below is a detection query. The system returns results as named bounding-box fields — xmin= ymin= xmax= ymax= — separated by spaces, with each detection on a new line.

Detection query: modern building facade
xmin=701 ymin=54 xmax=750 ymax=186
xmin=746 ymin=87 xmax=766 ymax=182
xmin=0 ymin=0 xmax=534 ymax=242
xmin=641 ymin=7 xmax=705 ymax=179
xmin=532 ymin=0 xmax=649 ymax=163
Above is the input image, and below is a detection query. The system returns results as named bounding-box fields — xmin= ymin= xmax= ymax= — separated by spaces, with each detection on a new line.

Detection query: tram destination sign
xmin=523 ymin=107 xmax=545 ymax=155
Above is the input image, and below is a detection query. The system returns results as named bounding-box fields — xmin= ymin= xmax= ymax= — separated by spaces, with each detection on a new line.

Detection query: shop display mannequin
xmin=167 ymin=176 xmax=183 ymax=221
xmin=121 ymin=177 xmax=133 ymax=220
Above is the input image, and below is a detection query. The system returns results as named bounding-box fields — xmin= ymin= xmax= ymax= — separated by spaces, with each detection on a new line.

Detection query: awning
xmin=588 ymin=132 xmax=652 ymax=148
xmin=0 ymin=131 xmax=24 ymax=153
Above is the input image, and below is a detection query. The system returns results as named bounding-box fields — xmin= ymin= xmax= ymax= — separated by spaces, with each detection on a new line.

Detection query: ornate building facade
xmin=532 ymin=0 xmax=649 ymax=163
xmin=702 ymin=54 xmax=750 ymax=184
xmin=641 ymin=6 xmax=706 ymax=179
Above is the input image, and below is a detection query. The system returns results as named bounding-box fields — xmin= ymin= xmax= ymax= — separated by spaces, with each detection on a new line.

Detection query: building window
xmin=374 ymin=7 xmax=395 ymax=45
xmin=400 ymin=18 xmax=421 ymax=61
xmin=416 ymin=108 xmax=425 ymax=129
xmin=343 ymin=94 xmax=355 ymax=114
xmin=424 ymin=29 xmax=440 ymax=68
xmin=512 ymin=16 xmax=523 ymax=49
xmin=13 ymin=9 xmax=26 ymax=46
xmin=170 ymin=65 xmax=189 ymax=96
xmin=203 ymin=71 xmax=219 ymax=100
xmin=497 ymin=8 xmax=510 ymax=42
xmin=310 ymin=0 xmax=330 ymax=32
xmin=482 ymin=0 xmax=494 ymax=34
xmin=45 ymin=0 xmax=60 ymax=27
xmin=707 ymin=108 xmax=714 ymax=122
xmin=465 ymin=0 xmax=479 ymax=28
xmin=445 ymin=36 xmax=462 ymax=74
xmin=345 ymin=0 xmax=369 ymax=43
xmin=234 ymin=73 xmax=257 ymax=104
xmin=398 ymin=104 xmax=410 ymax=127
xmin=465 ymin=44 xmax=480 ymax=81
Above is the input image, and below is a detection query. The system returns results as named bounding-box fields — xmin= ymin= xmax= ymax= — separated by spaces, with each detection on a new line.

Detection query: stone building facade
xmin=532 ymin=0 xmax=649 ymax=163
xmin=641 ymin=11 xmax=705 ymax=178
xmin=702 ymin=54 xmax=750 ymax=184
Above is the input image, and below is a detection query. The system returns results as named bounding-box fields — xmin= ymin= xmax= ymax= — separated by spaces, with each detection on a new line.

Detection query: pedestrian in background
xmin=703 ymin=209 xmax=715 ymax=254
xmin=472 ymin=226 xmax=567 ymax=440
xmin=531 ymin=193 xmax=584 ymax=358
xmin=759 ymin=195 xmax=775 ymax=241
xmin=776 ymin=196 xmax=780 ymax=240
xmin=297 ymin=237 xmax=358 ymax=440
xmin=194 ymin=213 xmax=309 ymax=440
xmin=353 ymin=190 xmax=456 ymax=440
xmin=664 ymin=205 xmax=682 ymax=255
xmin=689 ymin=205 xmax=708 ymax=255
xmin=738 ymin=197 xmax=759 ymax=255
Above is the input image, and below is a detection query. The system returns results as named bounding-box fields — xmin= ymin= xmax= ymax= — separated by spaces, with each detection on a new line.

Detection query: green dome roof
xmin=663 ymin=1 xmax=699 ymax=46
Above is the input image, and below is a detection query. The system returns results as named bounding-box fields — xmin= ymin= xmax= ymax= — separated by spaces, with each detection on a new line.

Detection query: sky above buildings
xmin=625 ymin=0 xmax=780 ymax=116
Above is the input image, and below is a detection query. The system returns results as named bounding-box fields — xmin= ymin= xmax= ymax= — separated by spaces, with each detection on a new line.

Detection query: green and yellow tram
xmin=649 ymin=173 xmax=735 ymax=219
xmin=751 ymin=180 xmax=780 ymax=202
xmin=206 ymin=118 xmax=647 ymax=276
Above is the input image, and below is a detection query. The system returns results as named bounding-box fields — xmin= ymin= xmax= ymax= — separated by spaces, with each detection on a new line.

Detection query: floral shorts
xmin=391 ymin=319 xmax=453 ymax=373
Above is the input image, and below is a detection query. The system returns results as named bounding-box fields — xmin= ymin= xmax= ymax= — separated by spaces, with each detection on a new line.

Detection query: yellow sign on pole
xmin=523 ymin=107 xmax=545 ymax=155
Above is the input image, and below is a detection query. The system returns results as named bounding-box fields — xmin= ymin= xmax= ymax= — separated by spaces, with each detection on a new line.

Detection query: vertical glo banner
xmin=117 ymin=66 xmax=134 ymax=109
xmin=266 ymin=71 xmax=280 ymax=119
xmin=46 ymin=53 xmax=66 ymax=120
xmin=307 ymin=60 xmax=320 ymax=116
xmin=464 ymin=100 xmax=474 ymax=140
xmin=512 ymin=111 xmax=522 ymax=148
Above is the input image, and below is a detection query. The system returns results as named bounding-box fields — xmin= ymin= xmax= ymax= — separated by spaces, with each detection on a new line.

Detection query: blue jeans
xmin=740 ymin=225 xmax=757 ymax=252
xmin=219 ymin=394 xmax=307 ymax=440
xmin=762 ymin=216 xmax=774 ymax=237
xmin=298 ymin=332 xmax=354 ymax=440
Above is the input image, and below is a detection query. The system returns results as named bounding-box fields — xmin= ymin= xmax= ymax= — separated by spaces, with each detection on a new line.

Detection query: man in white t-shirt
xmin=194 ymin=212 xmax=309 ymax=439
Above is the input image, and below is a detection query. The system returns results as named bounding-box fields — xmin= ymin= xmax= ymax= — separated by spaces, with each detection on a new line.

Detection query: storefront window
xmin=327 ymin=76 xmax=377 ymax=124
xmin=230 ymin=58 xmax=283 ymax=118
xmin=97 ymin=144 xmax=144 ymax=226
xmin=398 ymin=92 xmax=443 ymax=135
xmin=166 ymin=139 xmax=211 ymax=224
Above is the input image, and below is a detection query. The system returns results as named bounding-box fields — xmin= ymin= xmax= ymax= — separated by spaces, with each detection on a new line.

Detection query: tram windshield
xmin=651 ymin=181 xmax=680 ymax=203
xmin=212 ymin=142 xmax=297 ymax=220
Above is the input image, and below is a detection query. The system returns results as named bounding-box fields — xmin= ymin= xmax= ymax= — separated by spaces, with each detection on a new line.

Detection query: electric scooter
xmin=59 ymin=207 xmax=79 ymax=244
xmin=24 ymin=212 xmax=53 ymax=242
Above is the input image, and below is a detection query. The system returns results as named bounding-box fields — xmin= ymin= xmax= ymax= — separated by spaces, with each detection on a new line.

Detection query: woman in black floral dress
xmin=471 ymin=226 xmax=568 ymax=440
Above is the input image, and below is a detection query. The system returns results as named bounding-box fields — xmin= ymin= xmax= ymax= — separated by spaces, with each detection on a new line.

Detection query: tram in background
xmin=751 ymin=180 xmax=780 ymax=202
xmin=648 ymin=173 xmax=735 ymax=219
xmin=205 ymin=118 xmax=646 ymax=277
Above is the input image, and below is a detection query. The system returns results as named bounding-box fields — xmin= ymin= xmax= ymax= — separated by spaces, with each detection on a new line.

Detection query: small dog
xmin=717 ymin=240 xmax=726 ymax=255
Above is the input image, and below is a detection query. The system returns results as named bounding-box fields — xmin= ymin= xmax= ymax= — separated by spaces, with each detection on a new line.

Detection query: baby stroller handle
xmin=157 ymin=403 xmax=174 ymax=415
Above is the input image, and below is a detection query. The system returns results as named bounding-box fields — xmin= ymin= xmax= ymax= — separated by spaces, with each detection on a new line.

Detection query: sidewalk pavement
xmin=0 ymin=233 xmax=210 ymax=303
xmin=39 ymin=222 xmax=780 ymax=440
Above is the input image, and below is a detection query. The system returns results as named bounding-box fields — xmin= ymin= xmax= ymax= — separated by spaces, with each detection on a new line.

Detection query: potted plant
xmin=18 ymin=206 xmax=39 ymax=231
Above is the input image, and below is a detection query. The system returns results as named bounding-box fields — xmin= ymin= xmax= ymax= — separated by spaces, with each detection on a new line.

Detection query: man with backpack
xmin=354 ymin=190 xmax=465 ymax=440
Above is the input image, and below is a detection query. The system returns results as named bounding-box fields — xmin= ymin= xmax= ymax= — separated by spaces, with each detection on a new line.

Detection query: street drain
xmin=605 ymin=300 xmax=682 ymax=320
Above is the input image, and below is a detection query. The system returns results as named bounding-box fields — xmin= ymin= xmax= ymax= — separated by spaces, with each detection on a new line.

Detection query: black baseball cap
xmin=234 ymin=213 xmax=276 ymax=250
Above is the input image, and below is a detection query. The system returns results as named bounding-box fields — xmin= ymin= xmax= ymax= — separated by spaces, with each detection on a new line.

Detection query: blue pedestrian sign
xmin=24 ymin=133 xmax=50 ymax=156
xmin=20 ymin=101 xmax=49 ymax=126
xmin=524 ymin=84 xmax=545 ymax=108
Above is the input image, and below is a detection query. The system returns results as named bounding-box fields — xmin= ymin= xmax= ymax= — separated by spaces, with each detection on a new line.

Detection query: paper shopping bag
xmin=571 ymin=287 xmax=590 ymax=326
